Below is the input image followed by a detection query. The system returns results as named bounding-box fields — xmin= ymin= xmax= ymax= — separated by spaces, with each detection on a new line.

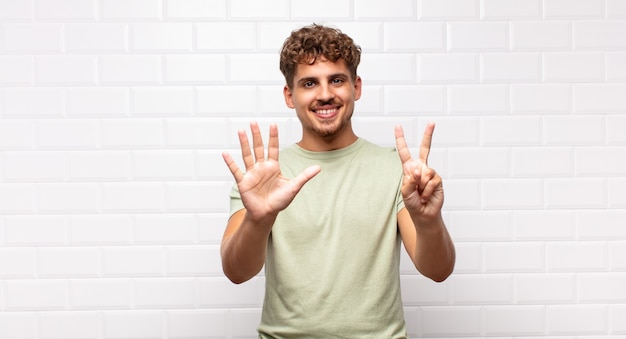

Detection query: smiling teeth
xmin=317 ymin=109 xmax=335 ymax=115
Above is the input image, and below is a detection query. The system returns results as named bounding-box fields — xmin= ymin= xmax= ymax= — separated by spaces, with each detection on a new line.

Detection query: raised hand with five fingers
xmin=222 ymin=122 xmax=321 ymax=223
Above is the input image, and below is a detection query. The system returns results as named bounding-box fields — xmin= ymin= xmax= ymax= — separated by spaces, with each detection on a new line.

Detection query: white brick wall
xmin=0 ymin=0 xmax=625 ymax=338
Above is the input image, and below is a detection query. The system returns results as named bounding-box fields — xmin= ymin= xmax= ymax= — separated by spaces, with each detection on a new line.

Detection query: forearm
xmin=410 ymin=213 xmax=455 ymax=282
xmin=221 ymin=211 xmax=275 ymax=284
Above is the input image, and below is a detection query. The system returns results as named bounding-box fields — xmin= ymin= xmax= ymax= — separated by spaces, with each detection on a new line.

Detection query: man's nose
xmin=316 ymin=83 xmax=335 ymax=101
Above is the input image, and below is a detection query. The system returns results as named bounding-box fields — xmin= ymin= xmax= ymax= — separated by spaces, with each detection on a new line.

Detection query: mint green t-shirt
xmin=229 ymin=138 xmax=408 ymax=338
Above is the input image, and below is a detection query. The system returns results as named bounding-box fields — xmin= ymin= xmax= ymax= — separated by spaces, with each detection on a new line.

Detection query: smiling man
xmin=221 ymin=24 xmax=455 ymax=338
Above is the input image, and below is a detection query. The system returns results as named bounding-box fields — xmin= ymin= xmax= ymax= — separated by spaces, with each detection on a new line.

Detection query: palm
xmin=222 ymin=122 xmax=320 ymax=222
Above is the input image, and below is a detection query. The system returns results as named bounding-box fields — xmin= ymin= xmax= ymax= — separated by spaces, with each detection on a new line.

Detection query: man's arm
xmin=220 ymin=122 xmax=320 ymax=284
xmin=395 ymin=123 xmax=455 ymax=282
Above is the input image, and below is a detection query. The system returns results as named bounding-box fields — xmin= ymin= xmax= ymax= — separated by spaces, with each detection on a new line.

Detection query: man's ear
xmin=283 ymin=85 xmax=295 ymax=108
xmin=354 ymin=75 xmax=362 ymax=101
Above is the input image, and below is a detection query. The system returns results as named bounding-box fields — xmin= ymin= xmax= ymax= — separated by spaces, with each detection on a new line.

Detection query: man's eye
xmin=303 ymin=81 xmax=315 ymax=88
xmin=331 ymin=78 xmax=344 ymax=85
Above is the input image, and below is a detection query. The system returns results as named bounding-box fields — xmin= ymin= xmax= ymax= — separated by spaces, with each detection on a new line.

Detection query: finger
xmin=419 ymin=171 xmax=442 ymax=203
xmin=267 ymin=123 xmax=279 ymax=161
xmin=419 ymin=122 xmax=435 ymax=165
xmin=250 ymin=121 xmax=265 ymax=162
xmin=290 ymin=165 xmax=321 ymax=194
xmin=238 ymin=129 xmax=254 ymax=170
xmin=222 ymin=152 xmax=244 ymax=183
xmin=395 ymin=125 xmax=412 ymax=164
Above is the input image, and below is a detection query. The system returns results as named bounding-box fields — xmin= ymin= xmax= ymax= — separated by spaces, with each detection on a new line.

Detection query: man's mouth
xmin=312 ymin=105 xmax=340 ymax=118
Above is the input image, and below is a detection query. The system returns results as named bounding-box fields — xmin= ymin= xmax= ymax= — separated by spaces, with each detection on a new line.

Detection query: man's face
xmin=283 ymin=59 xmax=362 ymax=143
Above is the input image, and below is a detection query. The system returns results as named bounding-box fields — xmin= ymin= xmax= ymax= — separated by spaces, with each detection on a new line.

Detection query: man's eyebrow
xmin=296 ymin=73 xmax=349 ymax=84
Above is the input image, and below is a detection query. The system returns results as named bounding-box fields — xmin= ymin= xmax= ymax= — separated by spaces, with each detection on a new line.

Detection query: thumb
xmin=290 ymin=165 xmax=321 ymax=193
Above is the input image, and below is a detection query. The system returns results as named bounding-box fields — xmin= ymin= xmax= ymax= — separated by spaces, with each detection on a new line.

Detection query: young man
xmin=221 ymin=24 xmax=455 ymax=338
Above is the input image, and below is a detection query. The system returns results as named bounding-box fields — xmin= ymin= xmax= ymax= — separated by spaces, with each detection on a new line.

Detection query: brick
xmin=419 ymin=306 xmax=482 ymax=336
xmin=35 ymin=56 xmax=96 ymax=85
xmin=355 ymin=0 xmax=414 ymax=19
xmin=196 ymin=213 xmax=228 ymax=245
xmin=546 ymin=241 xmax=608 ymax=271
xmin=131 ymin=87 xmax=194 ymax=115
xmin=0 ymin=184 xmax=36 ymax=214
xmin=481 ymin=0 xmax=541 ymax=19
xmin=67 ymin=151 xmax=131 ymax=180
xmin=101 ymin=182 xmax=164 ymax=212
xmin=483 ymin=243 xmax=544 ymax=272
xmin=441 ymin=179 xmax=481 ymax=210
xmin=39 ymin=311 xmax=100 ymax=339
xmin=544 ymin=178 xmax=606 ymax=209
xmin=611 ymin=305 xmax=626 ymax=333
xmin=511 ymin=147 xmax=573 ymax=177
xmin=448 ymin=22 xmax=508 ymax=51
xmin=3 ymin=88 xmax=65 ymax=117
xmin=102 ymin=311 xmax=164 ymax=338
xmin=35 ymin=0 xmax=96 ymax=20
xmin=578 ymin=210 xmax=626 ymax=240
xmin=608 ymin=0 xmax=626 ymax=18
xmin=198 ymin=277 xmax=262 ymax=307
xmin=515 ymin=273 xmax=576 ymax=304
xmin=0 ymin=0 xmax=32 ymax=19
xmin=484 ymin=306 xmax=544 ymax=336
xmin=575 ymin=147 xmax=626 ymax=176
xmin=608 ymin=178 xmax=626 ymax=207
xmin=448 ymin=85 xmax=508 ymax=114
xmin=196 ymin=86 xmax=257 ymax=115
xmin=165 ymin=182 xmax=231 ymax=212
xmin=1 ymin=24 xmax=63 ymax=52
xmin=134 ymin=278 xmax=196 ymax=308
xmin=543 ymin=116 xmax=605 ymax=146
xmin=482 ymin=179 xmax=543 ymax=209
xmin=448 ymin=148 xmax=509 ymax=178
xmin=543 ymin=52 xmax=605 ymax=82
xmin=451 ymin=243 xmax=482 ymax=273
xmin=328 ymin=22 xmax=384 ymax=51
xmin=164 ymin=55 xmax=226 ymax=83
xmin=36 ymin=119 xmax=99 ymax=150
xmin=66 ymin=23 xmax=127 ymax=52
xmin=0 ymin=56 xmax=32 ymax=85
xmin=165 ymin=119 xmax=228 ymax=148
xmin=544 ymin=0 xmax=605 ymax=19
xmin=385 ymin=22 xmax=445 ymax=51
xmin=196 ymin=22 xmax=257 ymax=51
xmin=165 ymin=0 xmax=226 ymax=19
xmin=101 ymin=0 xmax=161 ymax=19
xmin=102 ymin=247 xmax=164 ymax=276
xmin=0 ymin=312 xmax=36 ymax=339
xmin=132 ymin=150 xmax=194 ymax=180
xmin=419 ymin=0 xmax=478 ymax=19
xmin=578 ymin=273 xmax=626 ymax=302
xmin=4 ymin=215 xmax=66 ymax=245
xmin=291 ymin=0 xmax=351 ymax=19
xmin=607 ymin=115 xmax=626 ymax=145
xmin=574 ymin=21 xmax=626 ymax=49
xmin=228 ymin=54 xmax=286 ymax=84
xmin=352 ymin=53 xmax=416 ymax=84
xmin=514 ymin=210 xmax=576 ymax=240
xmin=511 ymin=84 xmax=572 ymax=114
xmin=70 ymin=279 xmax=132 ymax=309
xmin=197 ymin=151 xmax=233 ymax=181
xmin=511 ymin=21 xmax=571 ymax=50
xmin=547 ymin=305 xmax=608 ymax=335
xmin=418 ymin=53 xmax=478 ymax=83
xmin=134 ymin=214 xmax=195 ymax=244
xmin=230 ymin=0 xmax=289 ymax=19
xmin=481 ymin=52 xmax=541 ymax=82
xmin=38 ymin=247 xmax=100 ymax=278
xmin=99 ymin=55 xmax=161 ymax=84
xmin=1 ymin=151 xmax=66 ymax=181
xmin=167 ymin=245 xmax=218 ymax=276
xmin=574 ymin=84 xmax=626 ymax=113
xmin=384 ymin=85 xmax=445 ymax=114
xmin=100 ymin=118 xmax=164 ymax=149
xmin=607 ymin=52 xmax=626 ymax=81
xmin=131 ymin=23 xmax=192 ymax=52
xmin=229 ymin=309 xmax=261 ymax=337
xmin=4 ymin=280 xmax=68 ymax=310
xmin=38 ymin=183 xmax=99 ymax=213
xmin=69 ymin=214 xmax=132 ymax=245
xmin=481 ymin=116 xmax=542 ymax=146
xmin=167 ymin=310 xmax=227 ymax=338
xmin=400 ymin=275 xmax=451 ymax=305
xmin=67 ymin=87 xmax=130 ymax=117
xmin=452 ymin=274 xmax=513 ymax=304
xmin=0 ymin=248 xmax=37 ymax=278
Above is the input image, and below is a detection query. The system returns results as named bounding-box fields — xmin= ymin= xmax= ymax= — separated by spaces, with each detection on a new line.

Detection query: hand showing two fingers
xmin=395 ymin=122 xmax=444 ymax=220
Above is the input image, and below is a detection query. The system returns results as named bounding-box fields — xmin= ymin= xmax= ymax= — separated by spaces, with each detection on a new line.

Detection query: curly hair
xmin=279 ymin=24 xmax=362 ymax=89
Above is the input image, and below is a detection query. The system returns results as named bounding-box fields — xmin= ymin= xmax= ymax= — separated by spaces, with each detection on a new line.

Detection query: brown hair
xmin=279 ymin=24 xmax=361 ymax=89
